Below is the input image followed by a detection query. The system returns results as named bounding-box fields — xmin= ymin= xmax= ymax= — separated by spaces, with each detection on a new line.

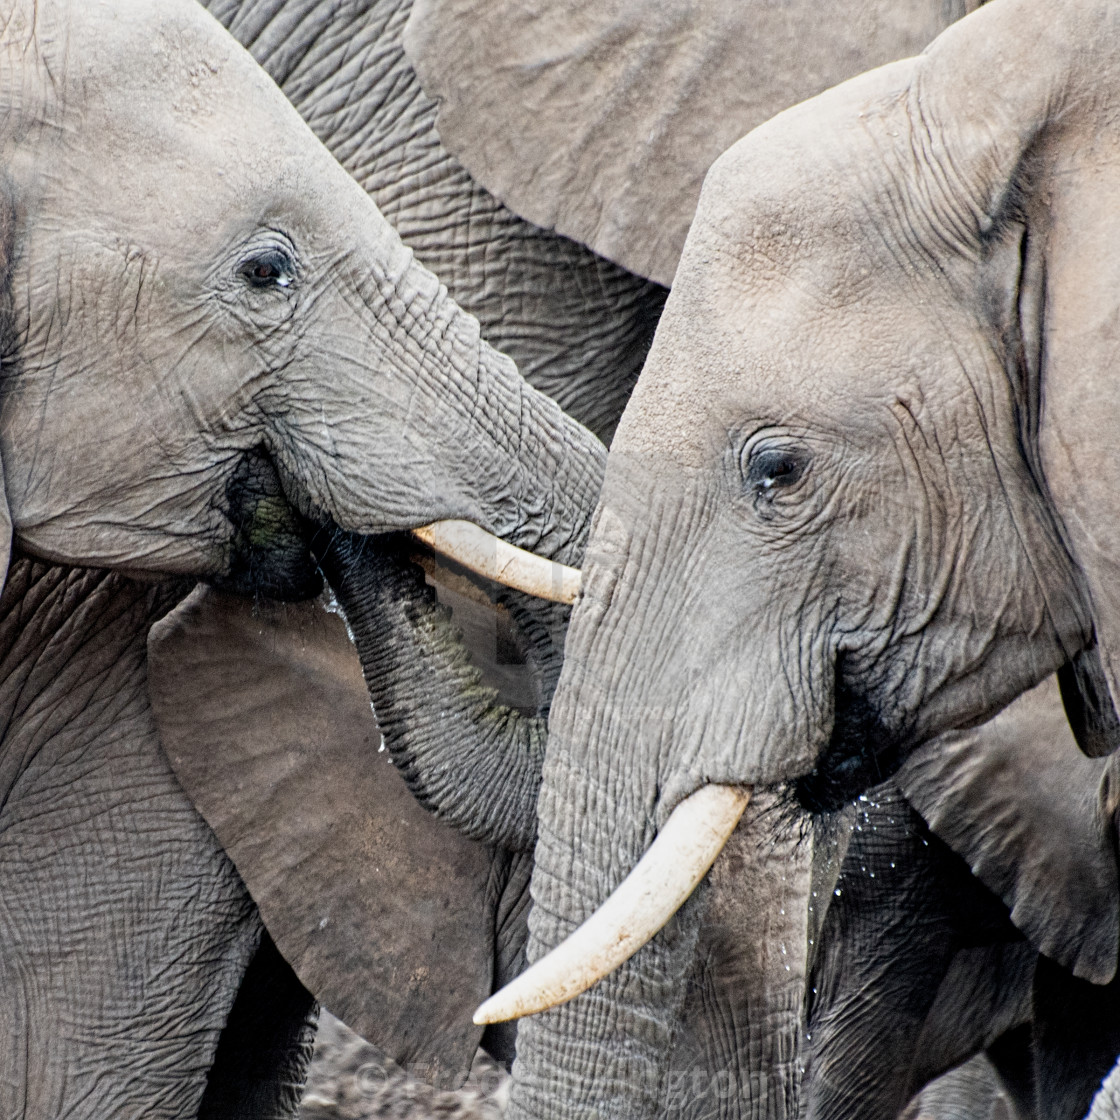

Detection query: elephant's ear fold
xmin=898 ymin=676 xmax=1119 ymax=985
xmin=147 ymin=587 xmax=498 ymax=1086
xmin=402 ymin=0 xmax=977 ymax=286
xmin=0 ymin=449 xmax=12 ymax=601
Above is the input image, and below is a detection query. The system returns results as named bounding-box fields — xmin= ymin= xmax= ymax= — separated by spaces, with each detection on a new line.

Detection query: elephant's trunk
xmin=314 ymin=529 xmax=547 ymax=851
xmin=493 ymin=460 xmax=791 ymax=1119
xmin=507 ymin=731 xmax=709 ymax=1118
xmin=497 ymin=582 xmax=723 ymax=1117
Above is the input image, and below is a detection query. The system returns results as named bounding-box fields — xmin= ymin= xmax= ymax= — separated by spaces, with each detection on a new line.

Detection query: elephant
xmin=0 ymin=0 xmax=610 ymax=1113
xmin=0 ymin=0 xmax=989 ymax=1111
xmin=94 ymin=0 xmax=993 ymax=1106
xmin=459 ymin=0 xmax=1120 ymax=1116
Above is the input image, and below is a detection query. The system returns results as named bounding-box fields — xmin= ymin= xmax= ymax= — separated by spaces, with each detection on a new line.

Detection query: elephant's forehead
xmin=614 ymin=59 xmax=970 ymax=468
xmin=23 ymin=0 xmax=315 ymax=193
xmin=10 ymin=0 xmax=369 ymax=253
xmin=614 ymin=254 xmax=916 ymax=470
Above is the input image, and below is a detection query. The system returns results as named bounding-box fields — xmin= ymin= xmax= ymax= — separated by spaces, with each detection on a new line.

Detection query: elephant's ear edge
xmin=147 ymin=586 xmax=497 ymax=1087
xmin=898 ymin=676 xmax=1119 ymax=985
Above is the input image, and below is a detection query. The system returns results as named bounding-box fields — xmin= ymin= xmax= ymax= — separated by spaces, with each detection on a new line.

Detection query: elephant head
xmin=476 ymin=0 xmax=1120 ymax=1115
xmin=0 ymin=0 xmax=601 ymax=598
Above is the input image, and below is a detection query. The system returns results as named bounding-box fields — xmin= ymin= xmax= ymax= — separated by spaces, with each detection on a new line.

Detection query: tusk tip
xmin=472 ymin=996 xmax=510 ymax=1025
xmin=467 ymin=784 xmax=752 ymax=1031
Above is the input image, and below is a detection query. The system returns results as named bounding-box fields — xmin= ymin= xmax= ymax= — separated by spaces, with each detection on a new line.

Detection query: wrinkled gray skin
xmin=0 ymin=0 xmax=601 ymax=583
xmin=0 ymin=556 xmax=316 ymax=1118
xmin=0 ymin=0 xmax=606 ymax=1113
xmin=506 ymin=0 xmax=1120 ymax=1116
xmin=607 ymin=676 xmax=1120 ymax=1120
xmin=201 ymin=0 xmax=667 ymax=445
xmin=797 ymin=673 xmax=1120 ymax=1120
xmin=902 ymin=1055 xmax=1022 ymax=1120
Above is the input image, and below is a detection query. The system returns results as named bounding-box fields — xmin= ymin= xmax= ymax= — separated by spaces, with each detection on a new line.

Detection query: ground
xmin=299 ymin=1012 xmax=510 ymax=1119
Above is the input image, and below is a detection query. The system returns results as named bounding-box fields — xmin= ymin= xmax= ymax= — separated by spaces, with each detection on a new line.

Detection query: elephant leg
xmin=199 ymin=930 xmax=319 ymax=1119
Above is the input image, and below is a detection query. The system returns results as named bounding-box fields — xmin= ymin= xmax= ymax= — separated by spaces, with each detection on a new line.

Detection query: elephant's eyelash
xmin=239 ymin=248 xmax=297 ymax=291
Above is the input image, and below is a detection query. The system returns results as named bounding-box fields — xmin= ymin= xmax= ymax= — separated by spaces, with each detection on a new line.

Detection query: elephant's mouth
xmin=793 ymin=666 xmax=906 ymax=813
xmin=215 ymin=448 xmax=323 ymax=602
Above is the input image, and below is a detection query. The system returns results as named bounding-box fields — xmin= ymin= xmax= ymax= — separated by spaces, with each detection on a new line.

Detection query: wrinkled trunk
xmin=314 ymin=530 xmax=555 ymax=852
xmin=292 ymin=231 xmax=605 ymax=850
xmin=666 ymin=799 xmax=813 ymax=1120
xmin=266 ymin=227 xmax=606 ymax=565
xmin=504 ymin=503 xmax=713 ymax=1117
xmin=509 ymin=661 xmax=705 ymax=1119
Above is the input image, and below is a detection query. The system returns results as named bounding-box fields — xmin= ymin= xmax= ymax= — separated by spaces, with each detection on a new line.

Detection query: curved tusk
xmin=473 ymin=783 xmax=751 ymax=1025
xmin=412 ymin=520 xmax=581 ymax=605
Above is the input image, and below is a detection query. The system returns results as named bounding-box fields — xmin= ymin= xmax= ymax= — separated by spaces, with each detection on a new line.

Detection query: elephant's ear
xmin=147 ymin=586 xmax=498 ymax=1086
xmin=895 ymin=0 xmax=1120 ymax=731
xmin=898 ymin=676 xmax=1118 ymax=984
xmin=402 ymin=0 xmax=978 ymax=286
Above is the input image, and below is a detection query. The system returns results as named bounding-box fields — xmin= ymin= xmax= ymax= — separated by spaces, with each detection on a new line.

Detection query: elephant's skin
xmin=901 ymin=1054 xmax=1023 ymax=1120
xmin=403 ymin=0 xmax=984 ymax=287
xmin=0 ymin=556 xmax=316 ymax=1117
xmin=198 ymin=0 xmax=667 ymax=446
xmin=0 ymin=0 xmax=602 ymax=593
xmin=504 ymin=1 xmax=1120 ymax=1117
xmin=147 ymin=580 xmax=535 ymax=1086
xmin=0 ymin=0 xmax=609 ymax=1112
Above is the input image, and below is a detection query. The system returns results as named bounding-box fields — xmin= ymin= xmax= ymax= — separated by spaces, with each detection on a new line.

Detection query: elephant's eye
xmin=239 ymin=249 xmax=295 ymax=290
xmin=745 ymin=443 xmax=810 ymax=500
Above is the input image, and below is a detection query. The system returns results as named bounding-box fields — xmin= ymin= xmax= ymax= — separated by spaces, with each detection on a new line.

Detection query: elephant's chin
xmin=214 ymin=449 xmax=323 ymax=603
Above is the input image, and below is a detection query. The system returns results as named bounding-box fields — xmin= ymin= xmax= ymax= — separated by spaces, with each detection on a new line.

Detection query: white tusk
xmin=412 ymin=520 xmax=581 ymax=605
xmin=473 ymin=783 xmax=751 ymax=1025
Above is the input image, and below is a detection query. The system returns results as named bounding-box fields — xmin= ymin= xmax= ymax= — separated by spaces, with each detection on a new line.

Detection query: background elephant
xmin=476 ymin=0 xmax=1120 ymax=1117
xmin=0 ymin=0 xmax=611 ymax=1113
